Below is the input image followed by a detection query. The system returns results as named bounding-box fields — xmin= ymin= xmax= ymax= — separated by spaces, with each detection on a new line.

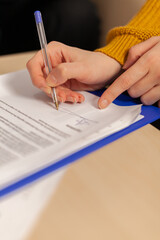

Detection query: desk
xmin=0 ymin=52 xmax=160 ymax=240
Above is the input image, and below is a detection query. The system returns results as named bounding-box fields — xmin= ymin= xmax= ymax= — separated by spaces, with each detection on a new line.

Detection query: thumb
xmin=46 ymin=62 xmax=86 ymax=87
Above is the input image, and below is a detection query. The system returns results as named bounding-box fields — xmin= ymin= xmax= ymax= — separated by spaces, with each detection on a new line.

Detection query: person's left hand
xmin=98 ymin=36 xmax=160 ymax=109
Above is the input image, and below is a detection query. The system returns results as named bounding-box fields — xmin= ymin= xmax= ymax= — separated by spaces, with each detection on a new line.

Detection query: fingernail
xmin=99 ymin=99 xmax=108 ymax=109
xmin=46 ymin=73 xmax=57 ymax=87
xmin=58 ymin=97 xmax=64 ymax=103
xmin=67 ymin=97 xmax=76 ymax=103
xmin=40 ymin=87 xmax=51 ymax=95
xmin=79 ymin=95 xmax=85 ymax=103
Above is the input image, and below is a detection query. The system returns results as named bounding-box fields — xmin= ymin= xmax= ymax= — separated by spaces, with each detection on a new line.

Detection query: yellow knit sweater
xmin=96 ymin=0 xmax=160 ymax=65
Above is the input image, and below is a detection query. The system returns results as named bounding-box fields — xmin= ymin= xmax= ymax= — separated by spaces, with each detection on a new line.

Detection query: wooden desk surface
xmin=0 ymin=52 xmax=160 ymax=240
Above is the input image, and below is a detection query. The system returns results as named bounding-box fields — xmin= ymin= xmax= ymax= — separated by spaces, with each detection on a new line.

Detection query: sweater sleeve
xmin=96 ymin=0 xmax=160 ymax=65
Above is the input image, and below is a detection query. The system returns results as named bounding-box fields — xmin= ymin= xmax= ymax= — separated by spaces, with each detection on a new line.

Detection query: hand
xmin=27 ymin=41 xmax=121 ymax=104
xmin=98 ymin=36 xmax=160 ymax=109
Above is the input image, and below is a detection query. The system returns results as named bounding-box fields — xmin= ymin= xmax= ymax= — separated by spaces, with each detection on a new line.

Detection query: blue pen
xmin=34 ymin=11 xmax=59 ymax=110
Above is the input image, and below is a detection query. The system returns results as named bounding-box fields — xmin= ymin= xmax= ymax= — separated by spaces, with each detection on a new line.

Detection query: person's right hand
xmin=27 ymin=41 xmax=121 ymax=104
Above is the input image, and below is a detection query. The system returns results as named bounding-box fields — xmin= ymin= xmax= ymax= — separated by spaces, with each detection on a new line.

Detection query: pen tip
xmin=51 ymin=88 xmax=59 ymax=110
xmin=55 ymin=101 xmax=59 ymax=110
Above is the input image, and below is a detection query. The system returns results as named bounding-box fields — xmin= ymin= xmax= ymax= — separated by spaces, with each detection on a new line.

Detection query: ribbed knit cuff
xmin=96 ymin=0 xmax=160 ymax=65
xmin=96 ymin=28 xmax=160 ymax=65
xmin=95 ymin=34 xmax=141 ymax=65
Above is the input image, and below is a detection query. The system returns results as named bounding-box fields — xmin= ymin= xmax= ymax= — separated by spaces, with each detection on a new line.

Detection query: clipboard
xmin=0 ymin=89 xmax=160 ymax=198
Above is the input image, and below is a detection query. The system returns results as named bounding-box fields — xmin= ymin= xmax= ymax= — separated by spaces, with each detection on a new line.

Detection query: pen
xmin=34 ymin=10 xmax=59 ymax=110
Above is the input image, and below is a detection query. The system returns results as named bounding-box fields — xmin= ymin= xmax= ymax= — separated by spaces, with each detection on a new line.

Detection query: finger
xmin=47 ymin=41 xmax=70 ymax=67
xmin=158 ymin=100 xmax=160 ymax=108
xmin=27 ymin=42 xmax=71 ymax=90
xmin=46 ymin=62 xmax=87 ymax=87
xmin=47 ymin=41 xmax=82 ymax=66
xmin=56 ymin=87 xmax=85 ymax=103
xmin=128 ymin=72 xmax=158 ymax=98
xmin=123 ymin=36 xmax=160 ymax=69
xmin=27 ymin=51 xmax=51 ymax=94
xmin=98 ymin=60 xmax=148 ymax=109
xmin=140 ymin=84 xmax=160 ymax=105
xmin=42 ymin=66 xmax=48 ymax=78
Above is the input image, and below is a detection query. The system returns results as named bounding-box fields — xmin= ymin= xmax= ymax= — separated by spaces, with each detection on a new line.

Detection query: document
xmin=0 ymin=70 xmax=143 ymax=190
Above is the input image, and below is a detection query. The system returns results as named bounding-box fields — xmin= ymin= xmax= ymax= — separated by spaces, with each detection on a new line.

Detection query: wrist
xmin=94 ymin=51 xmax=121 ymax=81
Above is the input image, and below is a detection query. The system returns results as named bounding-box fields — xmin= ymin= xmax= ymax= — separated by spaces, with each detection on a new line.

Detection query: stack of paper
xmin=0 ymin=70 xmax=143 ymax=190
xmin=0 ymin=69 xmax=143 ymax=240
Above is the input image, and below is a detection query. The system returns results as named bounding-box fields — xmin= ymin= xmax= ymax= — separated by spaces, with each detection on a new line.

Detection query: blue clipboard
xmin=0 ymin=90 xmax=160 ymax=198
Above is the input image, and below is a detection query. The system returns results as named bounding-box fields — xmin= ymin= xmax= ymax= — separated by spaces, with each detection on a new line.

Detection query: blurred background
xmin=1 ymin=0 xmax=159 ymax=128
xmin=0 ymin=0 xmax=100 ymax=55
xmin=0 ymin=0 xmax=145 ymax=55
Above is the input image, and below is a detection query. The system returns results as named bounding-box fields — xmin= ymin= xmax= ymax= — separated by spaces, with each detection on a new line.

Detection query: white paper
xmin=0 ymin=69 xmax=143 ymax=190
xmin=0 ymin=168 xmax=65 ymax=240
